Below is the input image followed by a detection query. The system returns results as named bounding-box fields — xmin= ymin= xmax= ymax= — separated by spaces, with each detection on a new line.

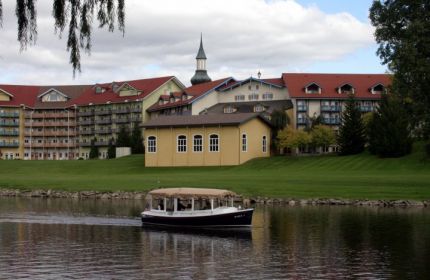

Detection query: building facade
xmin=143 ymin=113 xmax=272 ymax=167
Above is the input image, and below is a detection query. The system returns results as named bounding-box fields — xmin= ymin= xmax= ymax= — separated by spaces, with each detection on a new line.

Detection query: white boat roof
xmin=148 ymin=188 xmax=237 ymax=198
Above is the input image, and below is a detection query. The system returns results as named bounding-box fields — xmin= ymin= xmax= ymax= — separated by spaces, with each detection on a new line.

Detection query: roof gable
xmin=37 ymin=88 xmax=70 ymax=102
xmin=219 ymin=77 xmax=284 ymax=92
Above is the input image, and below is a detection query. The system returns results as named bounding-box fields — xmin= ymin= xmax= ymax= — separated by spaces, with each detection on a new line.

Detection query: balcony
xmin=79 ymin=142 xmax=92 ymax=147
xmin=95 ymin=118 xmax=112 ymax=125
xmin=321 ymin=105 xmax=341 ymax=112
xmin=44 ymin=121 xmax=77 ymax=127
xmin=80 ymin=130 xmax=95 ymax=135
xmin=322 ymin=118 xmax=341 ymax=125
xmin=0 ymin=142 xmax=19 ymax=147
xmin=114 ymin=108 xmax=130 ymax=114
xmin=24 ymin=142 xmax=77 ymax=148
xmin=95 ymin=129 xmax=113 ymax=134
xmin=130 ymin=107 xmax=142 ymax=113
xmin=297 ymin=105 xmax=307 ymax=112
xmin=360 ymin=106 xmax=373 ymax=112
xmin=0 ymin=121 xmax=19 ymax=127
xmin=115 ymin=118 xmax=130 ymax=124
xmin=95 ymin=141 xmax=109 ymax=146
xmin=0 ymin=130 xmax=19 ymax=136
xmin=77 ymin=110 xmax=94 ymax=117
xmin=94 ymin=109 xmax=112 ymax=116
xmin=297 ymin=118 xmax=307 ymax=125
xmin=78 ymin=120 xmax=94 ymax=126
xmin=0 ymin=112 xmax=19 ymax=118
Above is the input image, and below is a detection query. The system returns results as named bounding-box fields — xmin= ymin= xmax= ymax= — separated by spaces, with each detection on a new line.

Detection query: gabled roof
xmin=0 ymin=88 xmax=15 ymax=98
xmin=114 ymin=82 xmax=141 ymax=94
xmin=73 ymin=76 xmax=181 ymax=106
xmin=282 ymin=73 xmax=391 ymax=99
xmin=218 ymin=77 xmax=284 ymax=92
xmin=142 ymin=113 xmax=273 ymax=128
xmin=147 ymin=77 xmax=234 ymax=112
xmin=37 ymin=88 xmax=70 ymax=99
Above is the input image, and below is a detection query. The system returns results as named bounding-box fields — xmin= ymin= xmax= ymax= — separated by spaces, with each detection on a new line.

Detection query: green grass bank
xmin=0 ymin=143 xmax=429 ymax=200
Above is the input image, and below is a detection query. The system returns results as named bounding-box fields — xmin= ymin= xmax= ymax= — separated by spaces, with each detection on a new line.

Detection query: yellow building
xmin=143 ymin=113 xmax=272 ymax=167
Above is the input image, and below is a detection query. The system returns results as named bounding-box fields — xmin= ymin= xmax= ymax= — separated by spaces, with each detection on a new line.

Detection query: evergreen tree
xmin=270 ymin=110 xmax=289 ymax=154
xmin=116 ymin=125 xmax=130 ymax=147
xmin=368 ymin=94 xmax=412 ymax=157
xmin=107 ymin=138 xmax=116 ymax=159
xmin=89 ymin=137 xmax=99 ymax=159
xmin=337 ymin=94 xmax=366 ymax=155
xmin=130 ymin=122 xmax=144 ymax=154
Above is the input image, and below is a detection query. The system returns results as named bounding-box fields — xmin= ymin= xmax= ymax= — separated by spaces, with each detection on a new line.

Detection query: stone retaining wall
xmin=0 ymin=189 xmax=428 ymax=207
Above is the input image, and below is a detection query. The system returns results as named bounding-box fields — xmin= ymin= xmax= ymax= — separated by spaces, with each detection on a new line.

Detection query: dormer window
xmin=254 ymin=104 xmax=265 ymax=112
xmin=182 ymin=94 xmax=187 ymax=101
xmin=95 ymin=86 xmax=104 ymax=94
xmin=370 ymin=84 xmax=386 ymax=94
xmin=112 ymin=83 xmax=119 ymax=92
xmin=224 ymin=105 xmax=236 ymax=114
xmin=159 ymin=99 xmax=164 ymax=105
xmin=39 ymin=89 xmax=68 ymax=102
xmin=305 ymin=83 xmax=321 ymax=94
xmin=338 ymin=83 xmax=355 ymax=94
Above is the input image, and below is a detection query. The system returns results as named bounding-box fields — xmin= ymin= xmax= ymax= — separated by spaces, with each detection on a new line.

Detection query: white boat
xmin=141 ymin=188 xmax=254 ymax=227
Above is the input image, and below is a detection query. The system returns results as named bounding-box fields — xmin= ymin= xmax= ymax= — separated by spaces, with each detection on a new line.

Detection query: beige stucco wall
xmin=145 ymin=118 xmax=271 ymax=167
xmin=191 ymin=90 xmax=218 ymax=115
xmin=218 ymin=82 xmax=288 ymax=103
xmin=142 ymin=79 xmax=184 ymax=123
xmin=0 ymin=91 xmax=11 ymax=101
xmin=308 ymin=100 xmax=321 ymax=119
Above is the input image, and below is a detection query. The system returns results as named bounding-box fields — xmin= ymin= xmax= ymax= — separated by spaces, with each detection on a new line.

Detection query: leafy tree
xmin=130 ymin=122 xmax=144 ymax=154
xmin=0 ymin=0 xmax=125 ymax=75
xmin=277 ymin=127 xmax=311 ymax=153
xmin=370 ymin=0 xmax=430 ymax=145
xmin=368 ymin=94 xmax=412 ymax=157
xmin=107 ymin=138 xmax=116 ymax=159
xmin=270 ymin=110 xmax=289 ymax=154
xmin=337 ymin=94 xmax=366 ymax=155
xmin=89 ymin=137 xmax=99 ymax=159
xmin=310 ymin=125 xmax=336 ymax=152
xmin=116 ymin=125 xmax=130 ymax=147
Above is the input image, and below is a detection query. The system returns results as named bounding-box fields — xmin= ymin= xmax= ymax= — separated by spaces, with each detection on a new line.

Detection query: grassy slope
xmin=0 ymin=144 xmax=429 ymax=200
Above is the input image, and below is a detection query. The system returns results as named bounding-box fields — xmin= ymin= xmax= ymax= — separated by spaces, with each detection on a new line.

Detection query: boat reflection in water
xmin=141 ymin=188 xmax=254 ymax=227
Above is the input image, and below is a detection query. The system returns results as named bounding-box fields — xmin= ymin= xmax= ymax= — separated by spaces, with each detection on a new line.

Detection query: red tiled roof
xmin=282 ymin=73 xmax=392 ymax=99
xmin=73 ymin=76 xmax=175 ymax=106
xmin=147 ymin=77 xmax=232 ymax=112
xmin=261 ymin=78 xmax=284 ymax=87
xmin=0 ymin=85 xmax=40 ymax=107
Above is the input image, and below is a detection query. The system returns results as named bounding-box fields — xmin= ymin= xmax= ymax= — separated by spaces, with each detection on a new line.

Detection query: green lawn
xmin=0 ymin=143 xmax=429 ymax=200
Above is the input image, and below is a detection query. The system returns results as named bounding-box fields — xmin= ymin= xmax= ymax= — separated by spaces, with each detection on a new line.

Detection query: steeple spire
xmin=191 ymin=33 xmax=212 ymax=85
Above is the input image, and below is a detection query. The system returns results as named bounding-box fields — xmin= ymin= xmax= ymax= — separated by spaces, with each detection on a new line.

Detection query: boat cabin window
xmin=193 ymin=199 xmax=212 ymax=210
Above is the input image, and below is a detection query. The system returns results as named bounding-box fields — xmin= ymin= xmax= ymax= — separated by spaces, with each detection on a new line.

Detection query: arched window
xmin=193 ymin=135 xmax=203 ymax=152
xmin=242 ymin=134 xmax=247 ymax=152
xmin=147 ymin=136 xmax=157 ymax=153
xmin=209 ymin=134 xmax=219 ymax=152
xmin=262 ymin=136 xmax=267 ymax=153
xmin=177 ymin=135 xmax=187 ymax=152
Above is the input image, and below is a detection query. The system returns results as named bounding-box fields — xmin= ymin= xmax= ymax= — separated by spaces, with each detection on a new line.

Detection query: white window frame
xmin=262 ymin=135 xmax=267 ymax=153
xmin=262 ymin=93 xmax=273 ymax=100
xmin=242 ymin=133 xmax=247 ymax=152
xmin=248 ymin=93 xmax=259 ymax=101
xmin=209 ymin=134 xmax=219 ymax=152
xmin=193 ymin=135 xmax=203 ymax=152
xmin=147 ymin=136 xmax=157 ymax=153
xmin=177 ymin=135 xmax=187 ymax=153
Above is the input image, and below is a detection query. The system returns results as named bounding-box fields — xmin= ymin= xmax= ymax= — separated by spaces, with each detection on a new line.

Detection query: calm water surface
xmin=0 ymin=198 xmax=429 ymax=279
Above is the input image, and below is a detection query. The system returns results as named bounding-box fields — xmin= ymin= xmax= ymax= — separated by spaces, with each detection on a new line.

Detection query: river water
xmin=0 ymin=198 xmax=429 ymax=279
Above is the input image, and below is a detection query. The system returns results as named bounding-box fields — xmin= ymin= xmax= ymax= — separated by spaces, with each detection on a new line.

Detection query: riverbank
xmin=0 ymin=143 xmax=429 ymax=201
xmin=0 ymin=188 xmax=428 ymax=207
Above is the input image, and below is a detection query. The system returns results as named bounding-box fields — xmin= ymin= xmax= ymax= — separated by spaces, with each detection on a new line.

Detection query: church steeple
xmin=191 ymin=34 xmax=212 ymax=85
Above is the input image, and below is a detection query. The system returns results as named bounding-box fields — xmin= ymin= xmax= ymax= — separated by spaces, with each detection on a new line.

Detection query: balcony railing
xmin=0 ymin=112 xmax=20 ymax=118
xmin=24 ymin=142 xmax=77 ymax=148
xmin=0 ymin=142 xmax=19 ymax=147
xmin=79 ymin=142 xmax=92 ymax=147
xmin=297 ymin=105 xmax=307 ymax=112
xmin=322 ymin=118 xmax=341 ymax=125
xmin=0 ymin=121 xmax=19 ymax=127
xmin=94 ymin=109 xmax=112 ymax=116
xmin=95 ymin=129 xmax=113 ymax=134
xmin=130 ymin=107 xmax=142 ymax=113
xmin=360 ymin=106 xmax=373 ymax=112
xmin=321 ymin=105 xmax=341 ymax=112
xmin=95 ymin=119 xmax=112 ymax=125
xmin=78 ymin=120 xmax=94 ymax=125
xmin=0 ymin=130 xmax=19 ymax=136
xmin=114 ymin=108 xmax=130 ymax=114
xmin=115 ymin=118 xmax=130 ymax=124
xmin=80 ymin=130 xmax=95 ymax=135
xmin=297 ymin=118 xmax=307 ymax=125
xmin=95 ymin=141 xmax=109 ymax=146
xmin=77 ymin=111 xmax=94 ymax=117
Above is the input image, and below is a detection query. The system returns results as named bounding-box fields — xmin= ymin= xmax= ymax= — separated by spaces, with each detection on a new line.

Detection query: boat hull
xmin=141 ymin=209 xmax=254 ymax=227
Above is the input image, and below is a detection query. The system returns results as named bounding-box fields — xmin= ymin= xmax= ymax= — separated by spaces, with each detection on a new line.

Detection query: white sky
xmin=0 ymin=0 xmax=385 ymax=86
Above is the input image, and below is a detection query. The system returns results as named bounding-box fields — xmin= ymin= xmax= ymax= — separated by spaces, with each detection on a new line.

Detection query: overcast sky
xmin=0 ymin=0 xmax=386 ymax=86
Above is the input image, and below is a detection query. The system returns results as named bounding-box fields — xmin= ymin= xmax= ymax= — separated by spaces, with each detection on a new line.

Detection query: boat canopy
xmin=148 ymin=188 xmax=237 ymax=199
